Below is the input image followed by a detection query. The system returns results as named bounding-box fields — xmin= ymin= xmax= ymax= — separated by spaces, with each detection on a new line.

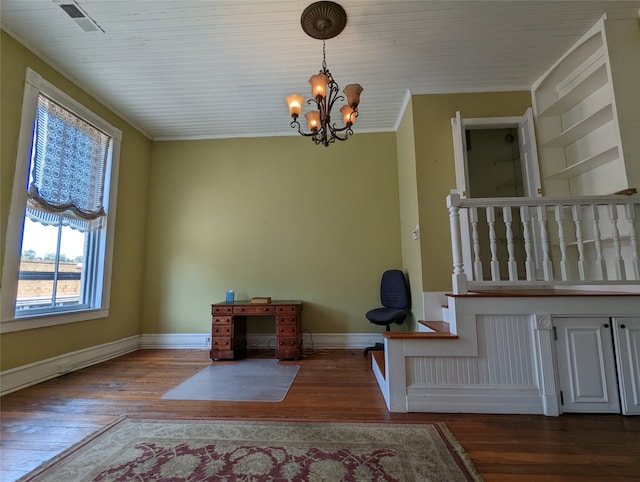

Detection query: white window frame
xmin=1 ymin=68 xmax=121 ymax=333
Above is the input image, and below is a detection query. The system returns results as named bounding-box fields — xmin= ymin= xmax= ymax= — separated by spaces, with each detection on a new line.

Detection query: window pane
xmin=58 ymin=223 xmax=86 ymax=306
xmin=16 ymin=218 xmax=87 ymax=313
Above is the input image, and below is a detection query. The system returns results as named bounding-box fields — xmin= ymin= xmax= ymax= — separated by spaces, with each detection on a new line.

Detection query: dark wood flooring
xmin=1 ymin=348 xmax=639 ymax=481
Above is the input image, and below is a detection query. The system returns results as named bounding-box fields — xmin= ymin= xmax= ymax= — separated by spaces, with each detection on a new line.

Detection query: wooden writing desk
xmin=210 ymin=300 xmax=302 ymax=361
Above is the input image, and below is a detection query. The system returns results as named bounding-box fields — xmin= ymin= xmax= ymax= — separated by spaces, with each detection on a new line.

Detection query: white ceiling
xmin=2 ymin=1 xmax=639 ymax=140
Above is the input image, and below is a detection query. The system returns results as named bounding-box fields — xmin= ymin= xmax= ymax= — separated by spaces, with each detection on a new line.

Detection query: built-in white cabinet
xmin=554 ymin=317 xmax=640 ymax=415
xmin=612 ymin=317 xmax=640 ymax=415
xmin=532 ymin=17 xmax=640 ymax=197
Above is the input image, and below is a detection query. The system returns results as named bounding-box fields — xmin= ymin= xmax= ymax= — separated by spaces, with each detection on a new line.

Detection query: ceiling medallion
xmin=285 ymin=1 xmax=363 ymax=147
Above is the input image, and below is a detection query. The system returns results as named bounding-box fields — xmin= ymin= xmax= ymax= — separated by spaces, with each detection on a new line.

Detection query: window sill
xmin=0 ymin=309 xmax=109 ymax=333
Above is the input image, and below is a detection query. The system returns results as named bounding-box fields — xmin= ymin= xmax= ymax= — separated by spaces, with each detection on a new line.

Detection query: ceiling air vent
xmin=59 ymin=2 xmax=104 ymax=32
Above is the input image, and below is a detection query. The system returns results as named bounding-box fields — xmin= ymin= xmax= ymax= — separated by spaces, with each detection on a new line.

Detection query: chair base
xmin=363 ymin=342 xmax=384 ymax=356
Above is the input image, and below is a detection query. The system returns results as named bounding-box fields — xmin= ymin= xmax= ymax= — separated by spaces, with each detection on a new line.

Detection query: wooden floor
xmin=2 ymin=349 xmax=639 ymax=481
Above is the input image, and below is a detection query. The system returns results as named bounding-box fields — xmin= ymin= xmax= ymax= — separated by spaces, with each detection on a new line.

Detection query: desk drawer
xmin=277 ymin=323 xmax=298 ymax=336
xmin=276 ymin=305 xmax=299 ymax=314
xmin=211 ymin=337 xmax=232 ymax=350
xmin=277 ymin=316 xmax=298 ymax=325
xmin=234 ymin=305 xmax=276 ymax=315
xmin=212 ymin=324 xmax=233 ymax=336
xmin=212 ymin=316 xmax=232 ymax=325
xmin=212 ymin=305 xmax=233 ymax=315
xmin=277 ymin=337 xmax=299 ymax=349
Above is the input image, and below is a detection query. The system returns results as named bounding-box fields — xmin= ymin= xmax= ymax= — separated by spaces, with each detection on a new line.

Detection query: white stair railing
xmin=446 ymin=191 xmax=640 ymax=293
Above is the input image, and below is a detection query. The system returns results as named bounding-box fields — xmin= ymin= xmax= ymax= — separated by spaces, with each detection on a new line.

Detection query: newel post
xmin=447 ymin=191 xmax=468 ymax=294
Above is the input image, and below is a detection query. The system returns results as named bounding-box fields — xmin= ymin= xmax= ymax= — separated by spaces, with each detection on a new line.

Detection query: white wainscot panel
xmin=405 ymin=315 xmax=543 ymax=414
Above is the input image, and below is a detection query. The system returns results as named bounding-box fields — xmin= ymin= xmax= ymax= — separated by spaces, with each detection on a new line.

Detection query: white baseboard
xmin=406 ymin=385 xmax=544 ymax=414
xmin=140 ymin=332 xmax=384 ymax=351
xmin=139 ymin=333 xmax=212 ymax=349
xmin=0 ymin=335 xmax=140 ymax=396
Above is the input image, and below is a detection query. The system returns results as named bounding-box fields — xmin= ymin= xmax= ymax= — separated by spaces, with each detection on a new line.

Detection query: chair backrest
xmin=380 ymin=269 xmax=410 ymax=309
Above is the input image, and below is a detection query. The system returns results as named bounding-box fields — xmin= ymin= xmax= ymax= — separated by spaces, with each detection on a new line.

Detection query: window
xmin=1 ymin=69 xmax=121 ymax=333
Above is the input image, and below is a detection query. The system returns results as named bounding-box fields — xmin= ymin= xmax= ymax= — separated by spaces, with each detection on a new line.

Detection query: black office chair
xmin=363 ymin=269 xmax=411 ymax=356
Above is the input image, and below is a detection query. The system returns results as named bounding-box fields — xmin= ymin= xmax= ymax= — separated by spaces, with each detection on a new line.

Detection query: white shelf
xmin=542 ymin=103 xmax=613 ymax=148
xmin=538 ymin=55 xmax=607 ymax=117
xmin=545 ymin=146 xmax=619 ymax=180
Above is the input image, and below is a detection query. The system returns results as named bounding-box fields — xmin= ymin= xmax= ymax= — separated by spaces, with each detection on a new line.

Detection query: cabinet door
xmin=555 ymin=317 xmax=620 ymax=413
xmin=613 ymin=317 xmax=640 ymax=415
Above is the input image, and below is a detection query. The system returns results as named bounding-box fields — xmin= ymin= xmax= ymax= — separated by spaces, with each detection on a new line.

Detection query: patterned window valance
xmin=26 ymin=95 xmax=111 ymax=232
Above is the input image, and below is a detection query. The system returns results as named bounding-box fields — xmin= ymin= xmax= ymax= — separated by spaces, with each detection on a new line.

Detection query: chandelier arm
xmin=329 ymin=124 xmax=354 ymax=141
xmin=290 ymin=118 xmax=315 ymax=138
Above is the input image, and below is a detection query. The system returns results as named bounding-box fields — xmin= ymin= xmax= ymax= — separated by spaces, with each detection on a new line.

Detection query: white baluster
xmin=607 ymin=204 xmax=626 ymax=280
xmin=469 ymin=207 xmax=483 ymax=281
xmin=486 ymin=206 xmax=500 ymax=281
xmin=537 ymin=206 xmax=553 ymax=281
xmin=571 ymin=205 xmax=586 ymax=280
xmin=625 ymin=203 xmax=640 ymax=280
xmin=503 ymin=206 xmax=518 ymax=281
xmin=554 ymin=205 xmax=569 ymax=281
xmin=446 ymin=192 xmax=468 ymax=293
xmin=589 ymin=205 xmax=607 ymax=280
xmin=520 ymin=206 xmax=535 ymax=281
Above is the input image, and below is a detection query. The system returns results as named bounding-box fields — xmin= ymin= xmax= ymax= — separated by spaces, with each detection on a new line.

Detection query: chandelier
xmin=285 ymin=1 xmax=363 ymax=147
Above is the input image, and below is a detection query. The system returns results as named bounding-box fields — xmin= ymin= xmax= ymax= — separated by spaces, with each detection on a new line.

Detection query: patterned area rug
xmin=19 ymin=417 xmax=482 ymax=481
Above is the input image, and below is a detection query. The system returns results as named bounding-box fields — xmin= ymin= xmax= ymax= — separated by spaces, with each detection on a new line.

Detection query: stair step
xmin=441 ymin=305 xmax=451 ymax=323
xmin=386 ymin=321 xmax=458 ymax=340
xmin=419 ymin=320 xmax=451 ymax=333
xmin=372 ymin=351 xmax=385 ymax=379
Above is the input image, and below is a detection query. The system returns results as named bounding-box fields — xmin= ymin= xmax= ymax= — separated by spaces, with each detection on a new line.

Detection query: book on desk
xmin=250 ymin=297 xmax=272 ymax=304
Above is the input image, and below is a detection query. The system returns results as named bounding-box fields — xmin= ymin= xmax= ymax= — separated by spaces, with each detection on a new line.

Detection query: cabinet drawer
xmin=212 ymin=305 xmax=233 ymax=315
xmin=277 ymin=316 xmax=298 ymax=325
xmin=277 ymin=324 xmax=298 ymax=336
xmin=234 ymin=305 xmax=276 ymax=315
xmin=211 ymin=338 xmax=232 ymax=349
xmin=212 ymin=316 xmax=232 ymax=325
xmin=212 ymin=324 xmax=233 ymax=336
xmin=277 ymin=337 xmax=299 ymax=348
xmin=276 ymin=305 xmax=299 ymax=314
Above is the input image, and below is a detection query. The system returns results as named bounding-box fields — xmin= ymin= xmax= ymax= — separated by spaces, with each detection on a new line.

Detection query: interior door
xmin=517 ymin=107 xmax=542 ymax=197
xmin=555 ymin=317 xmax=621 ymax=413
xmin=452 ymin=108 xmax=541 ymax=199
xmin=451 ymin=109 xmax=543 ymax=280
xmin=612 ymin=317 xmax=640 ymax=415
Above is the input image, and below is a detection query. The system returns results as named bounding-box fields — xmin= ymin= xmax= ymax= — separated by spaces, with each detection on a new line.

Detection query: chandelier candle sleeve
xmin=305 ymin=111 xmax=321 ymax=130
xmin=309 ymin=73 xmax=329 ymax=98
xmin=285 ymin=94 xmax=304 ymax=117
xmin=343 ymin=84 xmax=363 ymax=107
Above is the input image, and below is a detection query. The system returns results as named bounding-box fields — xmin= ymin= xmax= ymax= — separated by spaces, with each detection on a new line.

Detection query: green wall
xmin=411 ymin=92 xmax=533 ymax=292
xmin=395 ymin=99 xmax=423 ymax=328
xmin=0 ymin=31 xmax=152 ymax=369
xmin=142 ymin=134 xmax=402 ymax=336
